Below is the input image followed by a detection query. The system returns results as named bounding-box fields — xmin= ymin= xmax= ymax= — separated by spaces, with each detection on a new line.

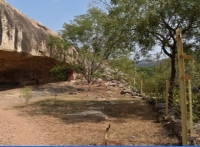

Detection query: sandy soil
xmin=0 ymin=81 xmax=180 ymax=145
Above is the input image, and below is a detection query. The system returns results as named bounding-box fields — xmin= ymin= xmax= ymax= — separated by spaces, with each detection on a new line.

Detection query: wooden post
xmin=140 ymin=80 xmax=143 ymax=95
xmin=188 ymin=80 xmax=194 ymax=136
xmin=166 ymin=80 xmax=169 ymax=116
xmin=176 ymin=28 xmax=188 ymax=145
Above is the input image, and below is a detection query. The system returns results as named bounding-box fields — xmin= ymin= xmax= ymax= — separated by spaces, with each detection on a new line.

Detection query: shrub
xmin=19 ymin=86 xmax=32 ymax=107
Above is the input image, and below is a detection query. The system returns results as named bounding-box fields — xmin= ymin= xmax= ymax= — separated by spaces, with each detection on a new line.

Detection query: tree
xmin=138 ymin=58 xmax=171 ymax=99
xmin=50 ymin=63 xmax=85 ymax=99
xmin=19 ymin=86 xmax=32 ymax=107
xmin=50 ymin=64 xmax=67 ymax=100
xmin=108 ymin=55 xmax=136 ymax=87
xmin=103 ymin=0 xmax=200 ymax=108
xmin=60 ymin=7 xmax=118 ymax=90
xmin=48 ymin=35 xmax=75 ymax=63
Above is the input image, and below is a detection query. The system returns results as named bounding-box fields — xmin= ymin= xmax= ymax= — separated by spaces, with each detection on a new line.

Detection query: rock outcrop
xmin=0 ymin=0 xmax=77 ymax=88
xmin=0 ymin=0 xmax=58 ymax=56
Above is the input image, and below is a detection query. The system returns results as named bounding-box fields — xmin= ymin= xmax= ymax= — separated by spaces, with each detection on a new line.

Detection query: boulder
xmin=120 ymin=88 xmax=133 ymax=95
xmin=102 ymin=74 xmax=114 ymax=81
xmin=108 ymin=82 xmax=117 ymax=87
xmin=103 ymin=101 xmax=116 ymax=105
xmin=88 ymin=106 xmax=103 ymax=111
xmin=173 ymin=120 xmax=182 ymax=137
xmin=120 ymin=79 xmax=126 ymax=84
xmin=117 ymin=83 xmax=124 ymax=88
xmin=131 ymin=92 xmax=138 ymax=96
xmin=164 ymin=115 xmax=175 ymax=122
xmin=68 ymin=110 xmax=108 ymax=120
xmin=93 ymin=78 xmax=103 ymax=84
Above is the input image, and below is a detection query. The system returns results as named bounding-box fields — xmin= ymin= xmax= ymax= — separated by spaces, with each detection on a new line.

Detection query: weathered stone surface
xmin=0 ymin=0 xmax=58 ymax=56
xmin=93 ymin=78 xmax=103 ymax=84
xmin=120 ymin=88 xmax=133 ymax=95
xmin=103 ymin=101 xmax=116 ymax=105
xmin=0 ymin=0 xmax=77 ymax=87
xmin=68 ymin=92 xmax=78 ymax=95
xmin=88 ymin=106 xmax=102 ymax=111
xmin=68 ymin=110 xmax=108 ymax=120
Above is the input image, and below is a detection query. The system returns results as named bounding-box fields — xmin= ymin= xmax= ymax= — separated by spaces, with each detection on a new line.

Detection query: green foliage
xmin=93 ymin=67 xmax=104 ymax=79
xmin=106 ymin=0 xmax=200 ymax=107
xmin=50 ymin=64 xmax=67 ymax=101
xmin=108 ymin=56 xmax=136 ymax=87
xmin=138 ymin=58 xmax=171 ymax=97
xmin=66 ymin=63 xmax=85 ymax=73
xmin=185 ymin=61 xmax=200 ymax=122
xmin=60 ymin=7 xmax=122 ymax=85
xmin=48 ymin=35 xmax=72 ymax=62
xmin=19 ymin=86 xmax=32 ymax=107
xmin=192 ymin=95 xmax=200 ymax=122
xmin=109 ymin=56 xmax=135 ymax=75
xmin=108 ymin=0 xmax=200 ymax=54
xmin=138 ymin=66 xmax=157 ymax=77
xmin=51 ymin=63 xmax=85 ymax=81
xmin=50 ymin=64 xmax=67 ymax=81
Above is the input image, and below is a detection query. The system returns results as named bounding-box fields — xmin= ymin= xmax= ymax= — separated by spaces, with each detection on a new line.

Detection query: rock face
xmin=0 ymin=0 xmax=57 ymax=56
xmin=68 ymin=110 xmax=108 ymax=121
xmin=0 ymin=0 xmax=77 ymax=88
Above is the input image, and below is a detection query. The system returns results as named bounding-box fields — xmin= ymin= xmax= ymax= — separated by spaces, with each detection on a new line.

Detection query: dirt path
xmin=0 ymin=108 xmax=48 ymax=145
xmin=0 ymin=87 xmax=49 ymax=145
xmin=0 ymin=82 xmax=180 ymax=145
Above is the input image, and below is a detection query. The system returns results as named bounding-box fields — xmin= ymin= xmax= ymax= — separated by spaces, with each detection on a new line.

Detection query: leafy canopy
xmin=109 ymin=56 xmax=136 ymax=75
xmin=108 ymin=0 xmax=200 ymax=57
xmin=106 ymin=0 xmax=200 ymax=108
xmin=60 ymin=7 xmax=122 ymax=84
xmin=48 ymin=35 xmax=73 ymax=63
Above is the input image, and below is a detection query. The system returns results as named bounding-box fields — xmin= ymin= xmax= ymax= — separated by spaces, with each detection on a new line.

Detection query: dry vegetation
xmin=0 ymin=82 xmax=180 ymax=145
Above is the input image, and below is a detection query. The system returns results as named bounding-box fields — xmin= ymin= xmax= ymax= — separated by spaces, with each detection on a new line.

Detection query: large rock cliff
xmin=0 ymin=0 xmax=58 ymax=56
xmin=0 ymin=0 xmax=76 ymax=89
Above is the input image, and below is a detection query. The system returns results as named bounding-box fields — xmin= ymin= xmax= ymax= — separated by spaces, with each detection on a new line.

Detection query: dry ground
xmin=0 ymin=81 xmax=180 ymax=145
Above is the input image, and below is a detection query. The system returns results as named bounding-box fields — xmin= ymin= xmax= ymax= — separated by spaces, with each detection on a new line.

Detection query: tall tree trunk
xmin=168 ymin=53 xmax=176 ymax=109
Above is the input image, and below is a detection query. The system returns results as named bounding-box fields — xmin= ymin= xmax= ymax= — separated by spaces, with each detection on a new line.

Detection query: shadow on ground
xmin=15 ymin=98 xmax=156 ymax=124
xmin=31 ymin=83 xmax=79 ymax=95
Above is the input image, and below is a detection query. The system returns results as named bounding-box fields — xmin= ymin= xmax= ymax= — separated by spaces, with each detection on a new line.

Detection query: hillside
xmin=136 ymin=58 xmax=169 ymax=67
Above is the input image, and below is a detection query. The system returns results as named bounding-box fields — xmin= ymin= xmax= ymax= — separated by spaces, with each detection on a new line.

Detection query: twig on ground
xmin=105 ymin=124 xmax=115 ymax=145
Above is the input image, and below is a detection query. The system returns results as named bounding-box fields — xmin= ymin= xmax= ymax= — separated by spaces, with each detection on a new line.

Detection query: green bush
xmin=19 ymin=86 xmax=32 ymax=107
